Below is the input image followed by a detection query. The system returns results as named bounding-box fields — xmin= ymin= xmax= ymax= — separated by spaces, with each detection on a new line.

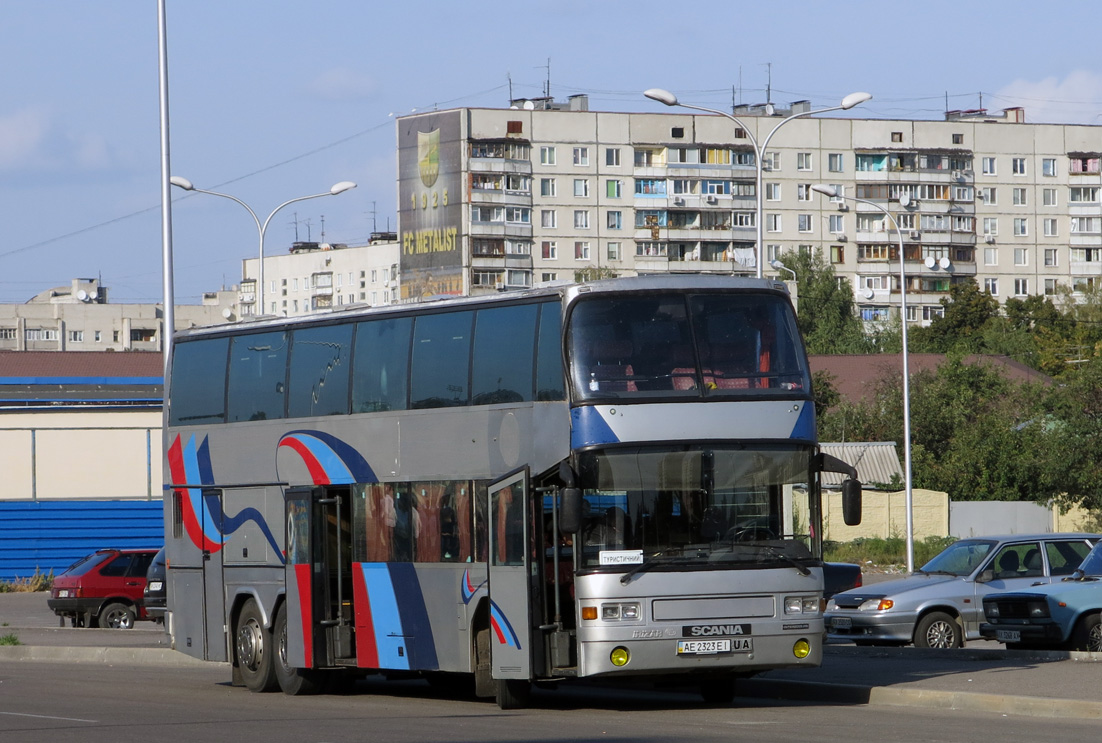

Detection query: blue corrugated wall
xmin=0 ymin=501 xmax=164 ymax=581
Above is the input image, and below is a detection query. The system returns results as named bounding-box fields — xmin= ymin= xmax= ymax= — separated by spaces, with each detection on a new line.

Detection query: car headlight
xmin=825 ymin=598 xmax=837 ymax=612
xmin=984 ymin=602 xmax=999 ymax=618
xmin=784 ymin=596 xmax=821 ymax=614
xmin=1028 ymin=601 xmax=1050 ymax=618
xmin=857 ymin=597 xmax=894 ymax=612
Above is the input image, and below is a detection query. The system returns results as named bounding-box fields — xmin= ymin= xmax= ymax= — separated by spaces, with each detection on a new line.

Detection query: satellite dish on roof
xmin=89 ymin=289 xmax=98 ymax=300
xmin=76 ymin=289 xmax=87 ymax=301
xmin=924 ymin=257 xmax=936 ymax=269
xmin=863 ymin=288 xmax=874 ymax=299
xmin=523 ymin=100 xmax=536 ymax=110
xmin=939 ymin=256 xmax=951 ymax=269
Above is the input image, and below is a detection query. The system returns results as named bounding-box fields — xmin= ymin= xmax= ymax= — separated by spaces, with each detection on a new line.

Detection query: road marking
xmin=0 ymin=711 xmax=98 ymax=723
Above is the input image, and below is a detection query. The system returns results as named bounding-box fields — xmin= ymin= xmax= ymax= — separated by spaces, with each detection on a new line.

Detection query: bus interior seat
xmin=590 ymin=340 xmax=637 ymax=392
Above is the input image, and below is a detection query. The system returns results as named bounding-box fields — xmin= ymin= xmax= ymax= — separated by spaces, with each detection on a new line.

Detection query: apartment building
xmin=397 ymin=97 xmax=1102 ymax=324
xmin=0 ymin=278 xmax=238 ymax=352
xmin=239 ymin=236 xmax=401 ymax=317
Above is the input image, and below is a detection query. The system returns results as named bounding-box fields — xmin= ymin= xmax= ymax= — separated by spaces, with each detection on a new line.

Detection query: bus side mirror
xmin=841 ymin=479 xmax=862 ymax=526
xmin=559 ymin=487 xmax=582 ymax=535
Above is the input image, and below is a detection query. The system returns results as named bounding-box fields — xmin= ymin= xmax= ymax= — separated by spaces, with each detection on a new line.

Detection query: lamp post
xmin=769 ymin=259 xmax=796 ymax=281
xmin=810 ymin=183 xmax=915 ymax=572
xmin=644 ymin=89 xmax=871 ymax=279
xmin=170 ymin=178 xmax=357 ymax=315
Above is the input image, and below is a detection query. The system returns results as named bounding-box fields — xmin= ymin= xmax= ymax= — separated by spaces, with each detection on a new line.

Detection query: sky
xmin=3 ymin=0 xmax=1102 ymax=304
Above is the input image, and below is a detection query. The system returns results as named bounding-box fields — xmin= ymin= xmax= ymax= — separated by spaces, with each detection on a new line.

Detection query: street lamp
xmin=770 ymin=259 xmax=797 ymax=281
xmin=810 ymin=183 xmax=915 ymax=572
xmin=644 ymin=89 xmax=872 ymax=278
xmin=170 ymin=177 xmax=357 ymax=315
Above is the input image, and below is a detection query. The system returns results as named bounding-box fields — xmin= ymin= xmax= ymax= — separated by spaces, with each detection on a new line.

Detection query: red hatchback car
xmin=48 ymin=548 xmax=159 ymax=629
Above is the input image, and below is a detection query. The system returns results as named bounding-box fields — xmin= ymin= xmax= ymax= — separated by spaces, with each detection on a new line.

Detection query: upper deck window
xmin=567 ymin=292 xmax=807 ymax=402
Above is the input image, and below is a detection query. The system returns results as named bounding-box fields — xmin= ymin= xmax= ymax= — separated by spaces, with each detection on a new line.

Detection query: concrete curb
xmin=741 ymin=678 xmax=1102 ymax=721
xmin=0 ymin=644 xmax=225 ymax=668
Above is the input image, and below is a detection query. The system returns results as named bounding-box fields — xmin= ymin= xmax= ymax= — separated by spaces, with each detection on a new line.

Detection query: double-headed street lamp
xmin=810 ymin=183 xmax=915 ymax=572
xmin=170 ymin=177 xmax=357 ymax=315
xmin=643 ymin=89 xmax=872 ymax=278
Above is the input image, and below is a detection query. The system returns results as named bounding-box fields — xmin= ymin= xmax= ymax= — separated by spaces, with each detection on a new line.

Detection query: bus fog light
xmin=610 ymin=646 xmax=630 ymax=666
xmin=793 ymin=639 xmax=811 ymax=659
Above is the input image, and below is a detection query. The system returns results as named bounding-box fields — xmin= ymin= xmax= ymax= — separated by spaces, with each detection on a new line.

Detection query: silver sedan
xmin=824 ymin=533 xmax=1098 ymax=648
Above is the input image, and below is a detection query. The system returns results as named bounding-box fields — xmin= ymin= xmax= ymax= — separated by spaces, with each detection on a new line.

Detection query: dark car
xmin=142 ymin=547 xmax=167 ymax=624
xmin=981 ymin=540 xmax=1102 ymax=652
xmin=47 ymin=548 xmax=159 ymax=629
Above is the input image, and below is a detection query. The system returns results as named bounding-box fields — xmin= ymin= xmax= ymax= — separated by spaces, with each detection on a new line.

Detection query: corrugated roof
xmin=0 ymin=351 xmax=163 ymax=379
xmin=821 ymin=441 xmax=904 ymax=489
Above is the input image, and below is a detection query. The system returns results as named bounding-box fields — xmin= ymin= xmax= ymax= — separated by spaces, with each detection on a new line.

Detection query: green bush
xmin=824 ymin=536 xmax=956 ymax=570
xmin=0 ymin=633 xmax=20 ymax=646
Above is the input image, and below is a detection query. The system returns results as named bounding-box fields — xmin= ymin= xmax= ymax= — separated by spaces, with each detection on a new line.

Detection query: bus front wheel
xmin=236 ymin=599 xmax=278 ymax=692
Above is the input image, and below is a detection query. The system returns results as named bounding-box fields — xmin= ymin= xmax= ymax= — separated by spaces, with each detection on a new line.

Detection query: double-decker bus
xmin=163 ymin=274 xmax=860 ymax=707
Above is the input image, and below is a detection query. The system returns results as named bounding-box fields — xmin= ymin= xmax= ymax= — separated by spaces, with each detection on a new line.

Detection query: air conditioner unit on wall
xmin=837 ymin=234 xmax=847 ymax=241
xmin=909 ymin=231 xmax=921 ymax=240
xmin=705 ymin=195 xmax=718 ymax=204
xmin=673 ymin=196 xmax=685 ymax=206
xmin=836 ymin=203 xmax=849 ymax=212
xmin=985 ymin=235 xmax=996 ymax=243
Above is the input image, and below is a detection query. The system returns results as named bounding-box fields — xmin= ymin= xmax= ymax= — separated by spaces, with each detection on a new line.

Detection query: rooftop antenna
xmin=507 ymin=72 xmax=513 ymax=102
xmin=320 ymin=214 xmax=326 ymax=242
xmin=290 ymin=211 xmax=300 ymax=242
xmin=302 ymin=218 xmax=313 ymax=242
xmin=765 ymin=62 xmax=772 ymax=108
xmin=544 ymin=57 xmax=551 ymax=98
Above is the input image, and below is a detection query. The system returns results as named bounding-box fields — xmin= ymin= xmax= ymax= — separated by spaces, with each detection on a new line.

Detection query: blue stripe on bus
xmin=388 ymin=563 xmax=439 ymax=670
xmin=790 ymin=401 xmax=816 ymax=440
xmin=359 ymin=563 xmax=409 ymax=670
xmin=570 ymin=406 xmax=620 ymax=449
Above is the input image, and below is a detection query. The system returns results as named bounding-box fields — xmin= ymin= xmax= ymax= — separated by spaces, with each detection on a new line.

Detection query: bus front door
xmin=487 ymin=468 xmax=532 ymax=682
xmin=284 ymin=486 xmax=354 ymax=670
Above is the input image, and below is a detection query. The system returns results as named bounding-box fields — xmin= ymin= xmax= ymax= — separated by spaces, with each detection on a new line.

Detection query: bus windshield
xmin=567 ymin=292 xmax=808 ymax=400
xmin=572 ymin=445 xmax=816 ymax=570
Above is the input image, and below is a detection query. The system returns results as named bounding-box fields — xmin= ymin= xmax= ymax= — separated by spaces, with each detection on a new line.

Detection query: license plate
xmin=56 ymin=589 xmax=71 ymax=598
xmin=831 ymin=617 xmax=852 ymax=629
xmin=148 ymin=581 xmax=163 ymax=591
xmin=996 ymin=629 xmax=1021 ymax=643
xmin=677 ymin=638 xmax=752 ymax=655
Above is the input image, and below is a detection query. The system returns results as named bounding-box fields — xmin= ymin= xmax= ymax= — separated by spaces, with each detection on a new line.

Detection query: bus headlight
xmin=610 ymin=646 xmax=630 ymax=666
xmin=601 ymin=602 xmax=640 ymax=621
xmin=792 ymin=639 xmax=811 ymax=659
xmin=784 ymin=596 xmax=820 ymax=614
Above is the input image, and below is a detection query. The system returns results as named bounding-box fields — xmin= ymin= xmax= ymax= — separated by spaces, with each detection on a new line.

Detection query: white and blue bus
xmin=163 ymin=274 xmax=860 ymax=707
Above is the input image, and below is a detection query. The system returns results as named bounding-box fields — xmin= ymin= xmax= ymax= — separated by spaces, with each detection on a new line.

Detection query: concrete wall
xmin=0 ymin=410 xmax=161 ymax=501
xmin=823 ymin=488 xmax=949 ymax=542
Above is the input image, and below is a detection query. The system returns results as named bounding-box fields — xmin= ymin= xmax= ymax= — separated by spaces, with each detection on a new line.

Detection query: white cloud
xmin=995 ymin=70 xmax=1102 ymax=125
xmin=308 ymin=67 xmax=377 ymax=100
xmin=71 ymin=132 xmax=112 ymax=169
xmin=0 ymin=107 xmax=50 ymax=170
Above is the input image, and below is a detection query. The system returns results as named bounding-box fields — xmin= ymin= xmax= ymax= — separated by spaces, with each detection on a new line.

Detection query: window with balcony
xmin=634 ymin=178 xmax=666 ymax=196
xmin=472 ymin=173 xmax=503 ymax=191
xmin=1070 ymin=186 xmax=1099 ymax=203
xmin=1070 ymin=156 xmax=1100 ymax=174
xmin=634 ymin=148 xmax=661 ymax=167
xmin=505 ymin=207 xmax=530 ymax=224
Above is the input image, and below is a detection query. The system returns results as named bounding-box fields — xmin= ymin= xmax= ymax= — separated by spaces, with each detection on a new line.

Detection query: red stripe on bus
xmin=352 ymin=563 xmax=380 ymax=668
xmin=294 ymin=564 xmax=313 ymax=668
xmin=278 ymin=437 xmax=331 ymax=485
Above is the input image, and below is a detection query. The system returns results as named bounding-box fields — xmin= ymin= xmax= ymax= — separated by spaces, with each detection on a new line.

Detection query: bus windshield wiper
xmin=620 ymin=555 xmax=694 ymax=585
xmin=758 ymin=545 xmax=811 ymax=576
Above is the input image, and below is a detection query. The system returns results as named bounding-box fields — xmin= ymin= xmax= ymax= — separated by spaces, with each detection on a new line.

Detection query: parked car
xmin=980 ymin=539 xmax=1102 ymax=652
xmin=823 ymin=562 xmax=862 ymax=599
xmin=47 ymin=547 xmax=159 ymax=629
xmin=142 ymin=547 xmax=167 ymax=624
xmin=824 ymin=533 xmax=1098 ymax=648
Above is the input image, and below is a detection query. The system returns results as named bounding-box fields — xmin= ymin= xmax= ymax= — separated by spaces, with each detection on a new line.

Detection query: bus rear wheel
xmin=236 ymin=599 xmax=278 ymax=692
xmin=274 ymin=602 xmax=325 ymax=695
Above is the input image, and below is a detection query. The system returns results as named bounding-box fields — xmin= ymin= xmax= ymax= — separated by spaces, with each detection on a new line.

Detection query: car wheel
xmin=1070 ymin=613 xmax=1102 ymax=653
xmin=99 ymin=602 xmax=136 ymax=630
xmin=236 ymin=599 xmax=278 ymax=692
xmin=914 ymin=611 xmax=962 ymax=649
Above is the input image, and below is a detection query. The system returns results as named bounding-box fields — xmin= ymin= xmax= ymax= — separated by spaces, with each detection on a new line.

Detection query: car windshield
xmin=1075 ymin=542 xmax=1102 ymax=577
xmin=919 ymin=539 xmax=995 ymax=576
xmin=58 ymin=551 xmax=114 ymax=578
xmin=567 ymin=444 xmax=818 ymax=570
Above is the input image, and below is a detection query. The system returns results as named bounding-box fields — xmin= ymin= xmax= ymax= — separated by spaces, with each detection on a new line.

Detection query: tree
xmin=779 ymin=250 xmax=872 ymax=354
xmin=908 ymin=280 xmax=999 ymax=353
